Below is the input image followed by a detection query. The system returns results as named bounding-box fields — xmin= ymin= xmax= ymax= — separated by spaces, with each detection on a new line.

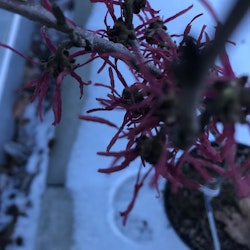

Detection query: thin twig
xmin=0 ymin=0 xmax=160 ymax=75
xmin=202 ymin=0 xmax=250 ymax=77
xmin=171 ymin=0 xmax=250 ymax=149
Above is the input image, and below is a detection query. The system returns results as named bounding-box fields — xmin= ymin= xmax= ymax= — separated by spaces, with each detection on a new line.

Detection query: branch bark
xmin=0 ymin=0 xmax=160 ymax=75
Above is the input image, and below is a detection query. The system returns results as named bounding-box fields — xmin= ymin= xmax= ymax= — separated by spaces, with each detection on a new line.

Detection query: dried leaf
xmin=215 ymin=209 xmax=250 ymax=248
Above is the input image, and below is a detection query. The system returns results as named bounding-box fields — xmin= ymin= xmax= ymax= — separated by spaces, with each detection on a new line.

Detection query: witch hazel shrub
xmin=78 ymin=0 xmax=250 ymax=224
xmin=1 ymin=0 xmax=250 ymax=225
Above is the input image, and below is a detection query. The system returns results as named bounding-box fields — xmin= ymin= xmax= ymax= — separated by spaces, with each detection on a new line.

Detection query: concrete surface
xmin=36 ymin=187 xmax=74 ymax=250
xmin=36 ymin=1 xmax=93 ymax=249
xmin=46 ymin=0 xmax=94 ymax=186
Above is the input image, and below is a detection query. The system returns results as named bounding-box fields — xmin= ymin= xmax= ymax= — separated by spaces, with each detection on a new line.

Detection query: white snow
xmin=4 ymin=105 xmax=55 ymax=250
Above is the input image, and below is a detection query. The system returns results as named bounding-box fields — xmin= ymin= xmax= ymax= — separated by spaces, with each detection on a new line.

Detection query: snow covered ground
xmin=1 ymin=1 xmax=250 ymax=249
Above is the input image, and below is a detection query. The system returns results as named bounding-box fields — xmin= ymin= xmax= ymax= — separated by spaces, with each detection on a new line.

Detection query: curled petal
xmin=120 ymin=166 xmax=153 ymax=225
xmin=41 ymin=26 xmax=57 ymax=54
xmin=164 ymin=5 xmax=193 ymax=23
xmin=79 ymin=115 xmax=118 ymax=128
xmin=70 ymin=71 xmax=91 ymax=98
xmin=0 ymin=42 xmax=39 ymax=66
xmin=42 ymin=0 xmax=52 ymax=11
xmin=52 ymin=71 xmax=69 ymax=125
xmin=98 ymin=149 xmax=138 ymax=174
xmin=23 ymin=72 xmax=51 ymax=121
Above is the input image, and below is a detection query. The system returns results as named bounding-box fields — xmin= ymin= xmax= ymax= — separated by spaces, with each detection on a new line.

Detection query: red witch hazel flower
xmin=0 ymin=23 xmax=88 ymax=125
xmin=23 ymin=26 xmax=88 ymax=125
xmin=81 ymin=1 xmax=250 ymax=224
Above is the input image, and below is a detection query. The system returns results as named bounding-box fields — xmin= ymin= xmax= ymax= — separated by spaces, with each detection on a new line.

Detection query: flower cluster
xmin=81 ymin=0 xmax=250 ymax=224
xmin=0 ymin=1 xmax=89 ymax=125
xmin=23 ymin=26 xmax=88 ymax=125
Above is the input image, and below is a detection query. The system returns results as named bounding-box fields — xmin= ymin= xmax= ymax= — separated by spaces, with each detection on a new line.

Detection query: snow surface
xmin=4 ymin=105 xmax=55 ymax=250
xmin=3 ymin=1 xmax=250 ymax=249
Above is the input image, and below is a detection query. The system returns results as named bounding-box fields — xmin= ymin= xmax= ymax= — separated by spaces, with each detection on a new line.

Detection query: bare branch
xmin=0 ymin=0 xmax=160 ymax=75
xmin=0 ymin=0 xmax=66 ymax=31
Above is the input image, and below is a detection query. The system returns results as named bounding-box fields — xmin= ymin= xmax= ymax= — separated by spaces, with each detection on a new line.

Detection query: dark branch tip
xmin=52 ymin=3 xmax=66 ymax=27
